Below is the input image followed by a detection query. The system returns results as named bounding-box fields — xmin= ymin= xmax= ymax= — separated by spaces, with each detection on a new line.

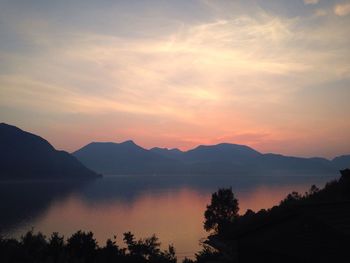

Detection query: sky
xmin=0 ymin=0 xmax=349 ymax=158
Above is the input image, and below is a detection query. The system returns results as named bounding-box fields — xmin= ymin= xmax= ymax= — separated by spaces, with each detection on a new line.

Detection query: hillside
xmin=0 ymin=123 xmax=99 ymax=179
xmin=204 ymin=169 xmax=350 ymax=263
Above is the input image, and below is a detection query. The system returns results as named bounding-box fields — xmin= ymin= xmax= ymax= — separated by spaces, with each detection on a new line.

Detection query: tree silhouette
xmin=280 ymin=191 xmax=302 ymax=206
xmin=20 ymin=230 xmax=47 ymax=262
xmin=204 ymin=187 xmax=239 ymax=235
xmin=0 ymin=230 xmax=177 ymax=263
xmin=47 ymin=232 xmax=65 ymax=263
xmin=66 ymin=230 xmax=97 ymax=263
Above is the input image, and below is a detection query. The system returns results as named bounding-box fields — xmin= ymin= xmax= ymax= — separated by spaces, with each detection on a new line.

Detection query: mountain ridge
xmin=73 ymin=140 xmax=347 ymax=175
xmin=0 ymin=123 xmax=100 ymax=180
xmin=1 ymin=122 xmax=347 ymax=177
xmin=73 ymin=139 xmax=178 ymax=175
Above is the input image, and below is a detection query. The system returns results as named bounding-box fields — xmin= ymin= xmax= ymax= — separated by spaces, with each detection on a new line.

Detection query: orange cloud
xmin=334 ymin=2 xmax=350 ymax=16
xmin=1 ymin=9 xmax=349 ymax=158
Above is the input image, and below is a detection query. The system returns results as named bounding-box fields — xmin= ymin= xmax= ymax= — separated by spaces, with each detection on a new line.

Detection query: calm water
xmin=0 ymin=174 xmax=338 ymax=259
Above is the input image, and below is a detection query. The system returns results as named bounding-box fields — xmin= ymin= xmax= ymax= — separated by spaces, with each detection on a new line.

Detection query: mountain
xmin=0 ymin=123 xmax=99 ymax=179
xmin=332 ymin=155 xmax=350 ymax=170
xmin=73 ymin=141 xmax=343 ymax=175
xmin=253 ymin=154 xmax=335 ymax=174
xmin=174 ymin=143 xmax=263 ymax=174
xmin=150 ymin=147 xmax=183 ymax=160
xmin=151 ymin=143 xmax=261 ymax=164
xmin=73 ymin=141 xmax=180 ymax=174
xmin=183 ymin=143 xmax=261 ymax=162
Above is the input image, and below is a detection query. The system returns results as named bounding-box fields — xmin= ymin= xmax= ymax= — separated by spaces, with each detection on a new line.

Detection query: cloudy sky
xmin=0 ymin=0 xmax=349 ymax=158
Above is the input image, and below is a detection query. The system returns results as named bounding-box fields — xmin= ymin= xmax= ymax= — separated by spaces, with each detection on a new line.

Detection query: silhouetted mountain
xmin=150 ymin=147 xmax=183 ymax=160
xmin=332 ymin=155 xmax=350 ymax=170
xmin=0 ymin=123 xmax=99 ymax=179
xmin=73 ymin=141 xmax=180 ymax=174
xmin=253 ymin=154 xmax=334 ymax=174
xmin=184 ymin=143 xmax=261 ymax=162
xmin=74 ymin=140 xmax=340 ymax=175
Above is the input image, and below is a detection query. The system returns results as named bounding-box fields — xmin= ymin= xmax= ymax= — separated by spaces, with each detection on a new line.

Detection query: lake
xmin=0 ymin=173 xmax=339 ymax=259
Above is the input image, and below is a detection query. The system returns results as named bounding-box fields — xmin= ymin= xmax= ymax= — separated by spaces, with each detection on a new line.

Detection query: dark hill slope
xmin=253 ymin=154 xmax=334 ymax=174
xmin=332 ymin=155 xmax=350 ymax=170
xmin=0 ymin=123 xmax=99 ymax=179
xmin=206 ymin=169 xmax=350 ymax=263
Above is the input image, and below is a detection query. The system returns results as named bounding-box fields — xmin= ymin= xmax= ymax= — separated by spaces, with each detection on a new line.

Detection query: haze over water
xmin=0 ymin=174 xmax=337 ymax=259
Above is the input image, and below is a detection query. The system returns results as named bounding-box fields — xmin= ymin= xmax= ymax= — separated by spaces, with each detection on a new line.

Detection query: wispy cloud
xmin=304 ymin=0 xmax=319 ymax=5
xmin=0 ymin=1 xmax=349 ymax=157
xmin=334 ymin=2 xmax=350 ymax=16
xmin=313 ymin=9 xmax=327 ymax=17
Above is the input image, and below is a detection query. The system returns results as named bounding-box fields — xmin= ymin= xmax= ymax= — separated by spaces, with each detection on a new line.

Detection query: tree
xmin=123 ymin=232 xmax=176 ymax=262
xmin=195 ymin=244 xmax=221 ymax=263
xmin=47 ymin=232 xmax=65 ymax=263
xmin=204 ymin=187 xmax=239 ymax=235
xmin=124 ymin=231 xmax=161 ymax=257
xmin=280 ymin=191 xmax=302 ymax=206
xmin=66 ymin=230 xmax=97 ymax=263
xmin=20 ymin=230 xmax=47 ymax=262
xmin=308 ymin=185 xmax=319 ymax=195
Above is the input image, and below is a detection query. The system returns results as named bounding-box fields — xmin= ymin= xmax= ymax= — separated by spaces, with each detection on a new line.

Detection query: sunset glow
xmin=1 ymin=0 xmax=349 ymax=157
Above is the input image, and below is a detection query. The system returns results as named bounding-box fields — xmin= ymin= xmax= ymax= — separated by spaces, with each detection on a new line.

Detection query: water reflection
xmin=0 ymin=174 xmax=338 ymax=259
xmin=0 ymin=180 xmax=87 ymax=231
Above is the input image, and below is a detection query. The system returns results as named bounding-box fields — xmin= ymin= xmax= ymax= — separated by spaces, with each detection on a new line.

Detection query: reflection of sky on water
xmin=0 ymin=174 xmax=338 ymax=259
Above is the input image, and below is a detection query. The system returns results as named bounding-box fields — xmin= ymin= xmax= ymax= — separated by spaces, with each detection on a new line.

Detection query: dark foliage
xmin=204 ymin=187 xmax=239 ymax=236
xmin=195 ymin=245 xmax=222 ymax=263
xmin=196 ymin=169 xmax=350 ymax=263
xmin=0 ymin=230 xmax=177 ymax=263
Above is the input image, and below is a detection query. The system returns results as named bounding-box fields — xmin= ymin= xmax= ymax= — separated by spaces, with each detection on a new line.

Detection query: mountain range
xmin=73 ymin=140 xmax=350 ymax=175
xmin=0 ymin=123 xmax=99 ymax=179
xmin=1 ymin=123 xmax=349 ymax=178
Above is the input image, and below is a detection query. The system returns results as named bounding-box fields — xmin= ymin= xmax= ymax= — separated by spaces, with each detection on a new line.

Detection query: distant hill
xmin=253 ymin=154 xmax=335 ymax=174
xmin=150 ymin=147 xmax=183 ymax=160
xmin=73 ymin=140 xmax=345 ymax=175
xmin=73 ymin=141 xmax=181 ymax=174
xmin=0 ymin=123 xmax=99 ymax=179
xmin=183 ymin=143 xmax=261 ymax=163
xmin=332 ymin=155 xmax=350 ymax=170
